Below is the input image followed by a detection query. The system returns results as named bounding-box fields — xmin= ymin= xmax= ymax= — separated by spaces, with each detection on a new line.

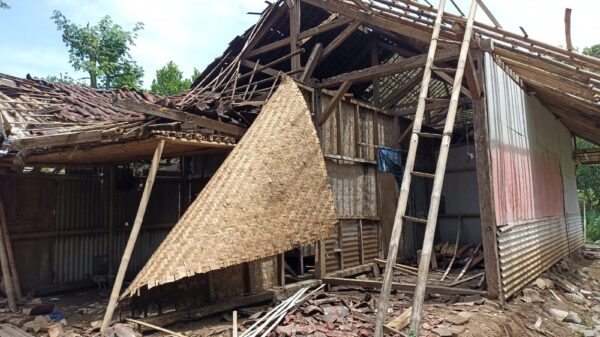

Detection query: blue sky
xmin=1 ymin=0 xmax=599 ymax=89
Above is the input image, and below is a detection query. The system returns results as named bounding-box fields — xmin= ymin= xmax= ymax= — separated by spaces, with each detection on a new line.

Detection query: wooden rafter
xmin=321 ymin=20 xmax=362 ymax=60
xmin=320 ymin=47 xmax=460 ymax=87
xmin=289 ymin=0 xmax=301 ymax=71
xmin=380 ymin=71 xmax=423 ymax=109
xmin=300 ymin=43 xmax=324 ymax=81
xmin=245 ymin=17 xmax=353 ymax=58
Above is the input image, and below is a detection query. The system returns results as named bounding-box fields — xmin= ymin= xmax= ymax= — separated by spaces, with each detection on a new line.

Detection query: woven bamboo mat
xmin=123 ymin=77 xmax=337 ymax=297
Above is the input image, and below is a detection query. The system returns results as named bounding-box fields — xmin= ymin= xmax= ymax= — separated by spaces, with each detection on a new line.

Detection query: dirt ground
xmin=3 ymin=253 xmax=600 ymax=336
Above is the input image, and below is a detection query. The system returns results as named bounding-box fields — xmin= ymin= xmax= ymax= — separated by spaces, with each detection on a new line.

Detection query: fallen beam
xmin=322 ymin=277 xmax=487 ymax=296
xmin=114 ymin=99 xmax=246 ymax=138
xmin=319 ymin=47 xmax=459 ymax=87
xmin=139 ymin=292 xmax=274 ymax=329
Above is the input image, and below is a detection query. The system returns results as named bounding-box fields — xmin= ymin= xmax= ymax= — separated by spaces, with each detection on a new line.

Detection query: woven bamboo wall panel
xmin=123 ymin=78 xmax=337 ymax=297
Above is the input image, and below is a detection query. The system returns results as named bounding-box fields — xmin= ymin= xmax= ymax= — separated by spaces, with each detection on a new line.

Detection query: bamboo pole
xmin=0 ymin=200 xmax=17 ymax=311
xmin=100 ymin=140 xmax=165 ymax=335
xmin=373 ymin=1 xmax=448 ymax=336
xmin=409 ymin=0 xmax=478 ymax=333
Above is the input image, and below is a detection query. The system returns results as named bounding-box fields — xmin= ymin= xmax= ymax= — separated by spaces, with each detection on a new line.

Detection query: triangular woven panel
xmin=123 ymin=77 xmax=337 ymax=297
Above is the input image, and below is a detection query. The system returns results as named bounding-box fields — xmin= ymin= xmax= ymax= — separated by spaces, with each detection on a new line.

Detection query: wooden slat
xmin=289 ymin=0 xmax=301 ymax=71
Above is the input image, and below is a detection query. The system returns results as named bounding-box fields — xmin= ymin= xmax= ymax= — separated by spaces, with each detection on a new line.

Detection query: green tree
xmin=150 ymin=62 xmax=199 ymax=96
xmin=51 ymin=11 xmax=144 ymax=89
xmin=584 ymin=44 xmax=600 ymax=58
xmin=576 ymin=138 xmax=600 ymax=241
xmin=0 ymin=1 xmax=9 ymax=9
xmin=45 ymin=72 xmax=85 ymax=85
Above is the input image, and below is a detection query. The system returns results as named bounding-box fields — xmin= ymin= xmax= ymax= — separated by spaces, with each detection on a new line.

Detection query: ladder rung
xmin=411 ymin=171 xmax=435 ymax=179
xmin=403 ymin=215 xmax=428 ymax=225
xmin=432 ymin=66 xmax=457 ymax=73
xmin=418 ymin=132 xmax=443 ymax=139
xmin=438 ymin=38 xmax=462 ymax=45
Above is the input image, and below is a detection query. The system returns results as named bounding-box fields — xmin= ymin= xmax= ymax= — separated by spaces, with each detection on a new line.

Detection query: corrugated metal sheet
xmin=497 ymin=215 xmax=582 ymax=298
xmin=362 ymin=221 xmax=379 ymax=262
xmin=342 ymin=221 xmax=360 ymax=268
xmin=485 ymin=52 xmax=583 ymax=299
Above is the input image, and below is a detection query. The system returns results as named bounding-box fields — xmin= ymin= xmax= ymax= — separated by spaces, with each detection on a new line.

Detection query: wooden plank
xmin=320 ymin=47 xmax=459 ymax=87
xmin=318 ymin=81 xmax=353 ymax=125
xmin=0 ymin=198 xmax=22 ymax=300
xmin=246 ymin=17 xmax=353 ymax=58
xmin=321 ymin=21 xmax=362 ymax=60
xmin=289 ymin=0 xmax=301 ymax=71
xmin=101 ymin=140 xmax=165 ymax=334
xmin=322 ymin=277 xmax=487 ymax=296
xmin=300 ymin=43 xmax=324 ymax=81
xmin=114 ymin=99 xmax=246 ymax=138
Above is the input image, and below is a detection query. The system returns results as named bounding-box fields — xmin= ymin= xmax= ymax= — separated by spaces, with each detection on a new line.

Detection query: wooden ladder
xmin=374 ymin=0 xmax=479 ymax=336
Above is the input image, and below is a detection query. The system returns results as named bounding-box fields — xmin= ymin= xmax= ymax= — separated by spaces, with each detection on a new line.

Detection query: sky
xmin=0 ymin=0 xmax=599 ymax=89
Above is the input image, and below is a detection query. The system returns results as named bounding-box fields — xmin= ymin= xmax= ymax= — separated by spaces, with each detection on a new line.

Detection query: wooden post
xmin=316 ymin=240 xmax=327 ymax=278
xmin=232 ymin=310 xmax=238 ymax=337
xmin=374 ymin=2 xmax=449 ymax=336
xmin=289 ymin=0 xmax=301 ymax=72
xmin=106 ymin=167 xmax=116 ymax=280
xmin=0 ymin=199 xmax=21 ymax=301
xmin=100 ymin=140 xmax=165 ymax=335
xmin=0 ymin=200 xmax=17 ymax=312
xmin=409 ymin=1 xmax=479 ymax=333
xmin=277 ymin=253 xmax=286 ymax=286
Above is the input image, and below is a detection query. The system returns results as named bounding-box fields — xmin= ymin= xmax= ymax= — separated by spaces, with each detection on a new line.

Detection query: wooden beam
xmin=351 ymin=0 xmax=370 ymax=12
xmin=322 ymin=277 xmax=486 ymax=296
xmin=289 ymin=0 xmax=301 ymax=71
xmin=114 ymin=99 xmax=245 ymax=138
xmin=101 ymin=140 xmax=165 ymax=334
xmin=321 ymin=20 xmax=362 ymax=60
xmin=300 ymin=43 xmax=324 ymax=81
xmin=565 ymin=8 xmax=573 ymax=51
xmin=388 ymin=98 xmax=468 ymax=117
xmin=303 ymin=0 xmax=433 ymax=43
xmin=320 ymin=47 xmax=459 ymax=87
xmin=244 ymin=4 xmax=287 ymax=53
xmin=318 ymin=81 xmax=353 ymax=125
xmin=246 ymin=17 xmax=353 ymax=58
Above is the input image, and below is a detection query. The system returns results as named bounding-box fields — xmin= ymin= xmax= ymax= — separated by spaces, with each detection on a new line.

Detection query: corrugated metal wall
xmin=1 ymin=173 xmax=180 ymax=292
xmin=484 ymin=52 xmax=584 ymax=299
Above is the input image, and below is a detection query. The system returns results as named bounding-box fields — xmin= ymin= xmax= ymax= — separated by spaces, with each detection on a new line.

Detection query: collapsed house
xmin=0 ymin=0 xmax=598 ymax=333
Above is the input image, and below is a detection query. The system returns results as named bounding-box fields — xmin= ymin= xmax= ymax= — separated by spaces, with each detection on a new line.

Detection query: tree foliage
xmin=51 ymin=11 xmax=144 ymax=89
xmin=584 ymin=44 xmax=600 ymax=58
xmin=576 ymin=138 xmax=600 ymax=241
xmin=0 ymin=1 xmax=9 ymax=9
xmin=45 ymin=72 xmax=86 ymax=85
xmin=150 ymin=62 xmax=200 ymax=96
